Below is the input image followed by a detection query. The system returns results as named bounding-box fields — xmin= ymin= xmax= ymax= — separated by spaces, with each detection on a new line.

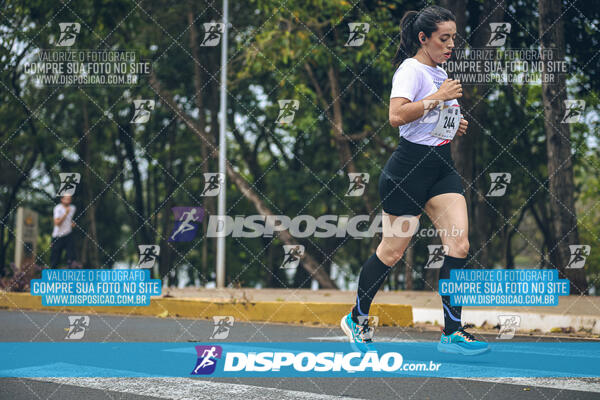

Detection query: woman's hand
xmin=436 ymin=78 xmax=462 ymax=101
xmin=457 ymin=117 xmax=468 ymax=136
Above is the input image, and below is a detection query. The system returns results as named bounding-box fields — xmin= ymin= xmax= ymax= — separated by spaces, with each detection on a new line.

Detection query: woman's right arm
xmin=389 ymin=79 xmax=463 ymax=128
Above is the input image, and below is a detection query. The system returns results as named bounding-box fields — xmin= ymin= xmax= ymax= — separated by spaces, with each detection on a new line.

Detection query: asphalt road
xmin=1 ymin=309 xmax=599 ymax=400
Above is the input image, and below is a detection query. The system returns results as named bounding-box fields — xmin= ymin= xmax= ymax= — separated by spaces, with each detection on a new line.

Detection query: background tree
xmin=0 ymin=0 xmax=597 ymax=294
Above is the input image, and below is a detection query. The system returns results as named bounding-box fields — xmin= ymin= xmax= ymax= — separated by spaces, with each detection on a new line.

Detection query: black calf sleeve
xmin=440 ymin=254 xmax=467 ymax=335
xmin=352 ymin=252 xmax=391 ymax=323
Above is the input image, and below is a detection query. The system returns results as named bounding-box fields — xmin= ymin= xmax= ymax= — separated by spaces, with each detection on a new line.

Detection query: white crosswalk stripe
xmin=306 ymin=336 xmax=600 ymax=393
xmin=27 ymin=376 xmax=357 ymax=400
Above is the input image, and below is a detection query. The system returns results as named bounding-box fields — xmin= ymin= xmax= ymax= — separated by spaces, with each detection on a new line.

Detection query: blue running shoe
xmin=340 ymin=312 xmax=376 ymax=353
xmin=437 ymin=327 xmax=491 ymax=356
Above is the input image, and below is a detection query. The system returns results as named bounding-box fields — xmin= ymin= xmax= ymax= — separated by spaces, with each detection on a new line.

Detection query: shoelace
xmin=456 ymin=327 xmax=476 ymax=342
xmin=358 ymin=321 xmax=373 ymax=341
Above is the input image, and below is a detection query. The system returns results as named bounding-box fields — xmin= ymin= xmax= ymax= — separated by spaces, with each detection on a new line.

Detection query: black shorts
xmin=378 ymin=137 xmax=465 ymax=216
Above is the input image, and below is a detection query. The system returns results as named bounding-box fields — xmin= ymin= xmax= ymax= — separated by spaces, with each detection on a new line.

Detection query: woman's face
xmin=419 ymin=20 xmax=457 ymax=64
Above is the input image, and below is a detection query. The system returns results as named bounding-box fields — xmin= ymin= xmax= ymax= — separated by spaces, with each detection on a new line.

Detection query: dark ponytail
xmin=392 ymin=6 xmax=456 ymax=67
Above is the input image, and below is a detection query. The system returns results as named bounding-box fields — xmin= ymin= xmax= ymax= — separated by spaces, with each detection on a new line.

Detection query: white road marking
xmin=0 ymin=362 xmax=151 ymax=377
xmin=306 ymin=335 xmax=426 ymax=342
xmin=25 ymin=368 xmax=600 ymax=396
xmin=27 ymin=376 xmax=356 ymax=399
xmin=307 ymin=337 xmax=600 ymax=393
xmin=463 ymin=377 xmax=600 ymax=393
xmin=8 ymin=361 xmax=600 ymax=396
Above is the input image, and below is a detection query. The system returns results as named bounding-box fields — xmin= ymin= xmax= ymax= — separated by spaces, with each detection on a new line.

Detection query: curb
xmin=0 ymin=293 xmax=413 ymax=327
xmin=413 ymin=307 xmax=600 ymax=335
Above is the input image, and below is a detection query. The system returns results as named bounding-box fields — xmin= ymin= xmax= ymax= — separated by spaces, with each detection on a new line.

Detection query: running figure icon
xmin=566 ymin=245 xmax=590 ymax=269
xmin=425 ymin=245 xmax=447 ymax=269
xmin=191 ymin=345 xmax=222 ymax=375
xmin=57 ymin=173 xmax=81 ymax=196
xmin=486 ymin=173 xmax=511 ymax=197
xmin=168 ymin=207 xmax=204 ymax=242
xmin=131 ymin=100 xmax=154 ymax=123
xmin=201 ymin=24 xmax=223 ymax=46
xmin=345 ymin=23 xmax=369 ymax=46
xmin=138 ymin=245 xmax=159 ymax=266
xmin=201 ymin=173 xmax=223 ymax=196
xmin=281 ymin=245 xmax=304 ymax=269
xmin=346 ymin=173 xmax=370 ymax=196
xmin=193 ymin=347 xmax=217 ymax=373
xmin=486 ymin=22 xmax=511 ymax=46
xmin=65 ymin=316 xmax=89 ymax=340
xmin=171 ymin=209 xmax=200 ymax=240
xmin=276 ymin=102 xmax=297 ymax=123
xmin=57 ymin=23 xmax=80 ymax=46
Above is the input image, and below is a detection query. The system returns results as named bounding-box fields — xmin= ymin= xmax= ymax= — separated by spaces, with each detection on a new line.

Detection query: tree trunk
xmin=538 ymin=0 xmax=587 ymax=294
xmin=79 ymin=101 xmax=99 ymax=266
xmin=505 ymin=205 xmax=527 ymax=269
xmin=159 ymin=126 xmax=177 ymax=287
xmin=1 ymin=78 xmax=40 ymax=273
xmin=0 ymin=159 xmax=35 ymax=273
xmin=530 ymin=202 xmax=554 ymax=261
xmin=442 ymin=0 xmax=504 ymax=269
xmin=326 ymin=63 xmax=374 ymax=215
xmin=150 ymin=74 xmax=338 ymax=289
xmin=305 ymin=59 xmax=374 ymax=216
xmin=188 ymin=9 xmax=212 ymax=285
xmin=119 ymin=123 xmax=151 ymax=245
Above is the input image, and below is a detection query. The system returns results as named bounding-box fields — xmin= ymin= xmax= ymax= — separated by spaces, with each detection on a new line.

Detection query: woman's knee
xmin=447 ymin=237 xmax=469 ymax=258
xmin=376 ymin=241 xmax=405 ymax=266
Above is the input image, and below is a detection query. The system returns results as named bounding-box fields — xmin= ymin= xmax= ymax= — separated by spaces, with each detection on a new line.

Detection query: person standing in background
xmin=50 ymin=195 xmax=76 ymax=268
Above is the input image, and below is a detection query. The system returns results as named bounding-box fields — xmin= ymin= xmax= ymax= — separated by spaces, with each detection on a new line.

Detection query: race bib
xmin=428 ymin=104 xmax=461 ymax=140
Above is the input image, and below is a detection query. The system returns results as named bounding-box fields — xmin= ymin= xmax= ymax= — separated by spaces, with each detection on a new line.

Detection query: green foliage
xmin=0 ymin=0 xmax=598 ymax=292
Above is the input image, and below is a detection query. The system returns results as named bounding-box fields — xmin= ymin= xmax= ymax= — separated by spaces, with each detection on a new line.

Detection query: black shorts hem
xmin=378 ymin=138 xmax=464 ymax=216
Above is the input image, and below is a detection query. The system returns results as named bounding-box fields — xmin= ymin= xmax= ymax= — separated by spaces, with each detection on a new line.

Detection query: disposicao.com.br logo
xmin=189 ymin=344 xmax=442 ymax=377
xmin=222 ymin=351 xmax=441 ymax=373
xmin=205 ymin=214 xmax=463 ymax=239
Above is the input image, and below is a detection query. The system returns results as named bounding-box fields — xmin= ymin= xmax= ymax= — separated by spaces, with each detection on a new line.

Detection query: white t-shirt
xmin=52 ymin=204 xmax=76 ymax=237
xmin=390 ymin=58 xmax=460 ymax=146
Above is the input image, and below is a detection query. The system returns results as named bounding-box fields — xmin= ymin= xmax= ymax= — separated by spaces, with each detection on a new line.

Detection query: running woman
xmin=341 ymin=5 xmax=490 ymax=355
